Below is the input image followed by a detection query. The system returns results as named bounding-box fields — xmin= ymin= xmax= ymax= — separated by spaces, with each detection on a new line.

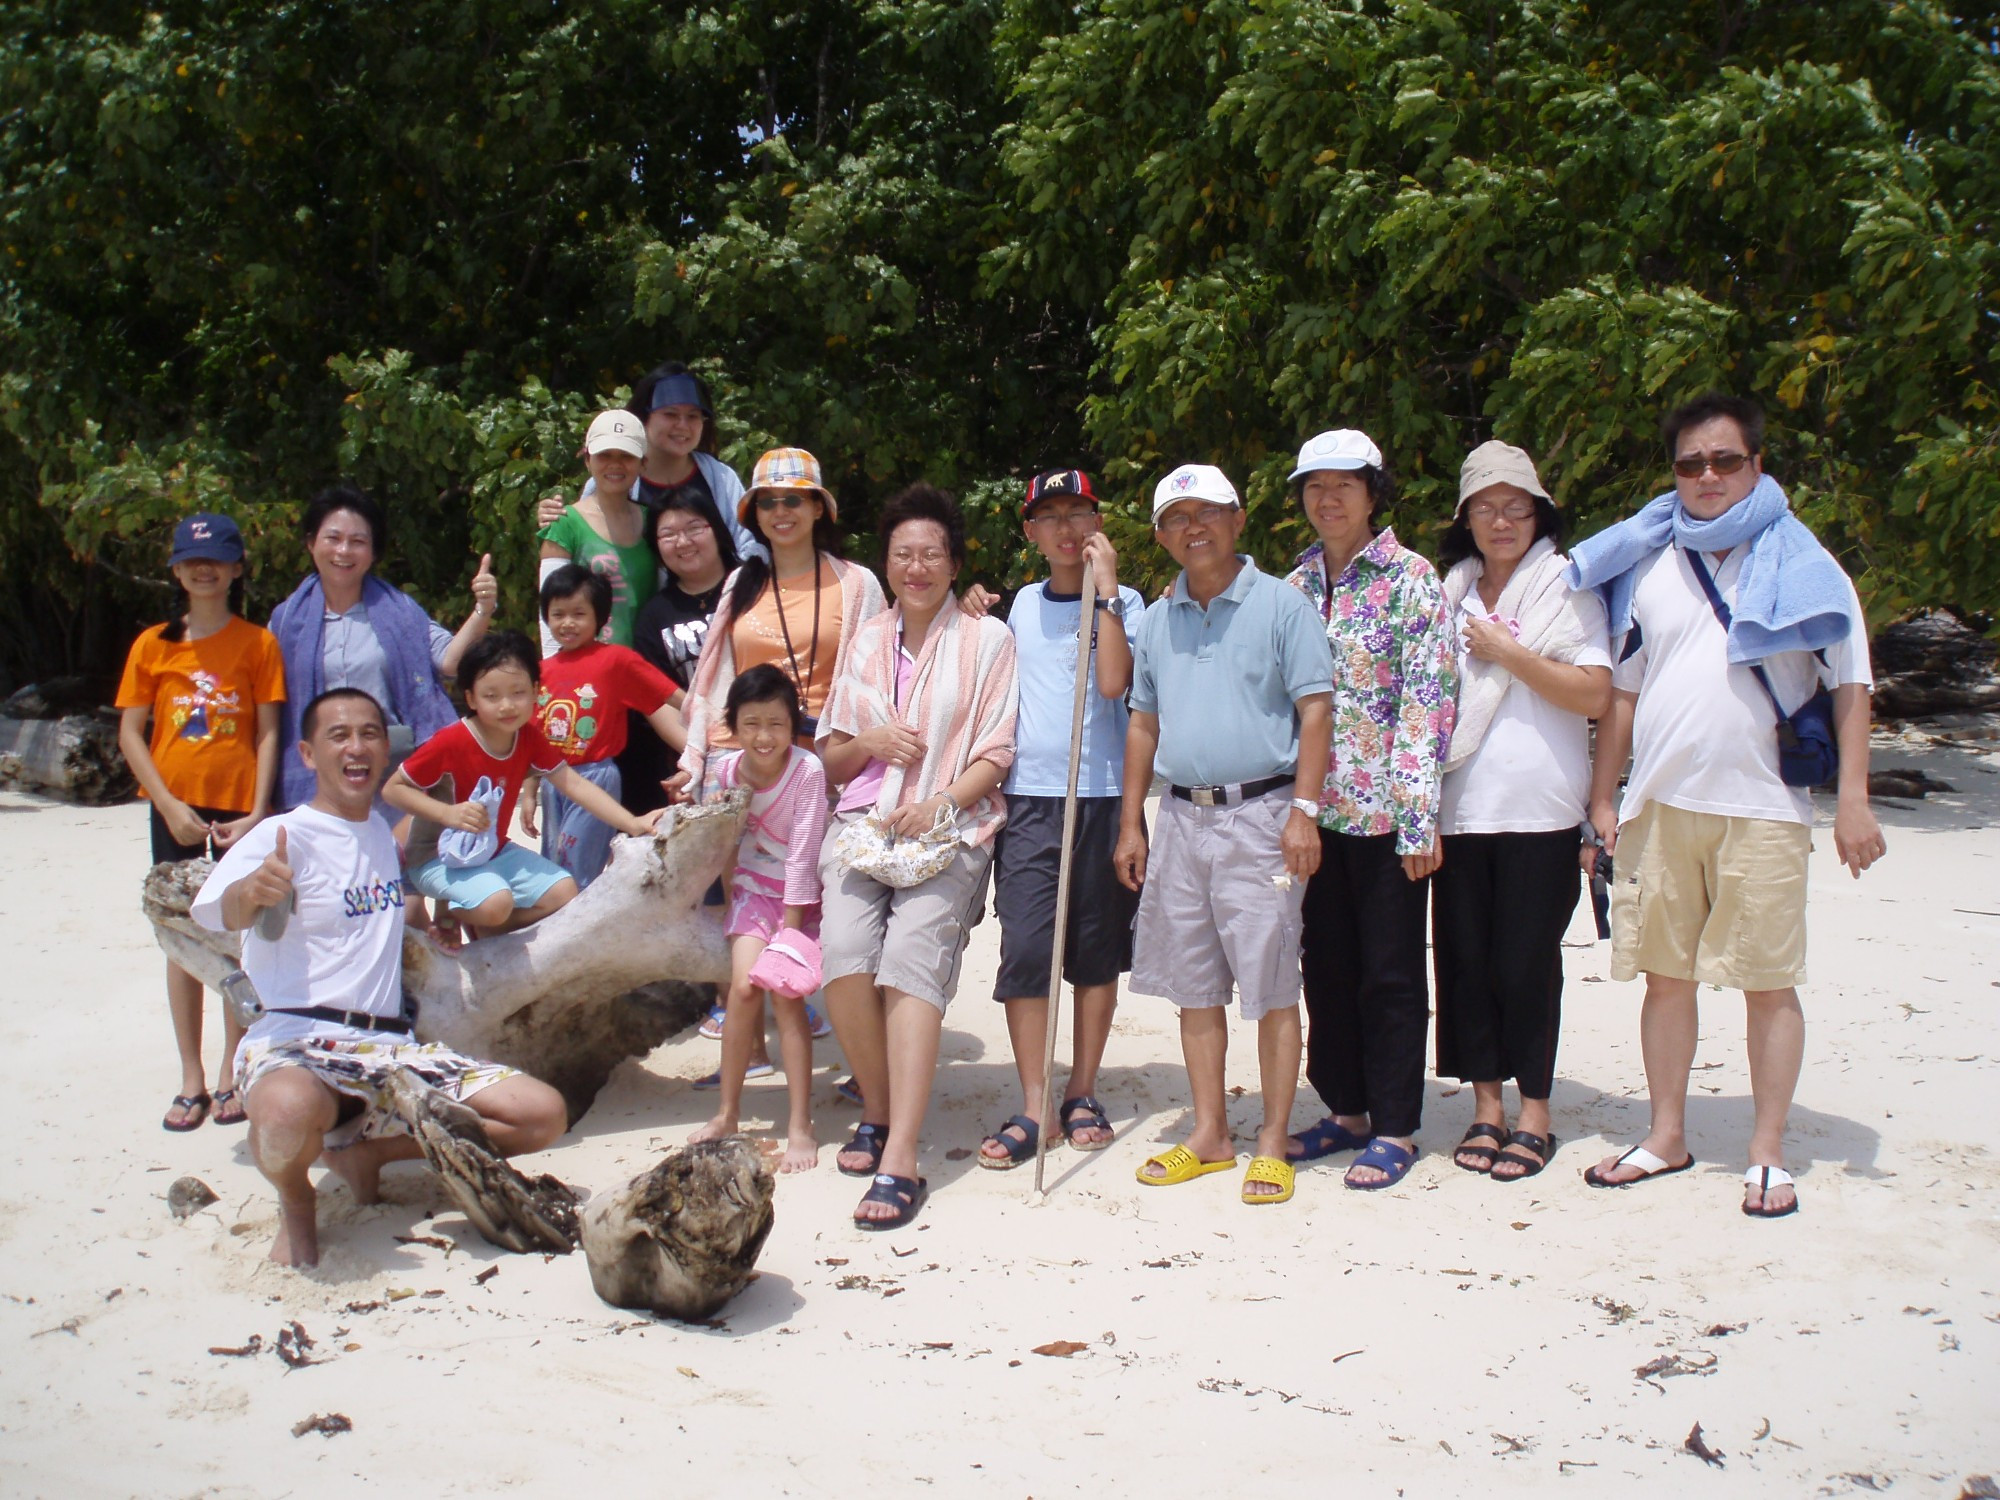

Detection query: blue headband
xmin=648 ymin=373 xmax=708 ymax=415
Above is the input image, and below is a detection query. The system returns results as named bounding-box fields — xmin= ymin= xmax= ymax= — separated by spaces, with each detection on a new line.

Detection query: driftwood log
xmin=1871 ymin=611 xmax=2000 ymax=720
xmin=140 ymin=793 xmax=749 ymax=1121
xmin=580 ymin=1138 xmax=775 ymax=1320
xmin=0 ymin=713 xmax=135 ymax=804
xmin=388 ymin=1071 xmax=581 ymax=1254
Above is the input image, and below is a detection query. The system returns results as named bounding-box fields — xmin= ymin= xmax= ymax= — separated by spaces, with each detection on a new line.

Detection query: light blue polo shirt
xmin=1128 ymin=556 xmax=1334 ymax=788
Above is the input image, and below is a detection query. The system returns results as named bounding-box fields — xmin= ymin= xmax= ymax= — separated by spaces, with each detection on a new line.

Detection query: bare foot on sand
xmin=269 ymin=1189 xmax=320 ymax=1268
xmin=322 ymin=1141 xmax=387 ymax=1205
xmin=688 ymin=1114 xmax=737 ymax=1146
xmin=779 ymin=1133 xmax=819 ymax=1174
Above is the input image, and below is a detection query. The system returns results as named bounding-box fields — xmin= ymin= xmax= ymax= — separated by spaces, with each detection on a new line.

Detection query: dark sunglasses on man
xmin=1671 ymin=450 xmax=1752 ymax=479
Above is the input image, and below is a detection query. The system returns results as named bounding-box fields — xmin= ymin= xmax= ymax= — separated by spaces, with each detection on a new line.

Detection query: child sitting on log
xmin=521 ymin=565 xmax=686 ymax=886
xmin=385 ymin=632 xmax=664 ymax=941
xmin=687 ymin=665 xmax=828 ymax=1173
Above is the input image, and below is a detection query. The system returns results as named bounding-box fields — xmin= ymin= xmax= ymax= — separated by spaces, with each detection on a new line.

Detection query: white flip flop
xmin=1742 ymin=1164 xmax=1800 ymax=1218
xmin=1584 ymin=1144 xmax=1697 ymax=1187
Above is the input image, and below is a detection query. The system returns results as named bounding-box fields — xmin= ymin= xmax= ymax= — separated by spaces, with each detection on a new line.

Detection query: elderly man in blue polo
xmin=1114 ymin=463 xmax=1335 ymax=1205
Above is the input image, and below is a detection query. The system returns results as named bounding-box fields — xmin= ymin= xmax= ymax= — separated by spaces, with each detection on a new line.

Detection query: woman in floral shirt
xmin=1282 ymin=429 xmax=1457 ymax=1191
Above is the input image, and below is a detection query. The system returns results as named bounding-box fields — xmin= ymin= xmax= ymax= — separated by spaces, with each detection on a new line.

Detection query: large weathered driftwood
xmin=580 ymin=1138 xmax=775 ymax=1320
xmin=0 ymin=713 xmax=135 ymax=804
xmin=141 ymin=794 xmax=749 ymax=1119
xmin=1872 ymin=610 xmax=2000 ymax=719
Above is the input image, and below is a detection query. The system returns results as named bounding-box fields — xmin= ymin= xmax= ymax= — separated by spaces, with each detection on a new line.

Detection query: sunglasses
xmin=1671 ymin=451 xmax=1752 ymax=479
xmin=753 ymin=493 xmax=812 ymax=512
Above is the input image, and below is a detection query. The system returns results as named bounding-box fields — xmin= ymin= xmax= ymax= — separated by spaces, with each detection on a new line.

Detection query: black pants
xmin=1300 ymin=829 xmax=1431 ymax=1138
xmin=1431 ymin=828 xmax=1582 ymax=1099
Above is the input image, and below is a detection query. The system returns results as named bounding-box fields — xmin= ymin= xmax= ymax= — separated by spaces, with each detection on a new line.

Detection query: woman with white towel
xmin=1433 ymin=442 xmax=1613 ymax=1182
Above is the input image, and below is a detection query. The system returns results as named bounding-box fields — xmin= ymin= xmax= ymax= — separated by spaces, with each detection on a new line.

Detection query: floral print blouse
xmin=1284 ymin=528 xmax=1457 ymax=854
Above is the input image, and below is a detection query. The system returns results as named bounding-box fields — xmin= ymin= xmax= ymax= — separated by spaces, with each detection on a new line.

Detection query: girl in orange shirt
xmin=116 ymin=514 xmax=285 ymax=1131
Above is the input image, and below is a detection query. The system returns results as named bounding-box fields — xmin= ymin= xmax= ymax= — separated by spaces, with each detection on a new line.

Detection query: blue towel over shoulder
xmin=1563 ymin=473 xmax=1860 ymax=664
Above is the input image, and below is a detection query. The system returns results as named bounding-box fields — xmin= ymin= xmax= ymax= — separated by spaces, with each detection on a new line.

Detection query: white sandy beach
xmin=2 ymin=733 xmax=1996 ymax=1498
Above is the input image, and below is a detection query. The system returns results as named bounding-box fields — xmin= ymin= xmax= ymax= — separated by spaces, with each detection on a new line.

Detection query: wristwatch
xmin=1094 ymin=594 xmax=1124 ymax=619
xmin=1291 ymin=798 xmax=1321 ymax=819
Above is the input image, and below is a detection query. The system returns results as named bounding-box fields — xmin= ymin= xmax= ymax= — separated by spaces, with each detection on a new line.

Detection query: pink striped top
xmin=820 ymin=598 xmax=1019 ymax=847
xmin=712 ymin=745 xmax=829 ymax=907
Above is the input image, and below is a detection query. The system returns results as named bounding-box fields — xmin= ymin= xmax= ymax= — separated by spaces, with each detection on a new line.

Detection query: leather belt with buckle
xmin=265 ymin=1005 xmax=415 ymax=1035
xmin=1167 ymin=773 xmax=1293 ymax=807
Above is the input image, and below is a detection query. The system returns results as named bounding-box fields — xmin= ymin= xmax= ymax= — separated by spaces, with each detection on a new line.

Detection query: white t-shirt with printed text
xmin=191 ymin=803 xmax=409 ymax=1049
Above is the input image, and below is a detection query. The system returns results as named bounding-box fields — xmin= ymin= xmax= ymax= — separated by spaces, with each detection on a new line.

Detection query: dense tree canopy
xmin=2 ymin=0 xmax=1994 ymax=686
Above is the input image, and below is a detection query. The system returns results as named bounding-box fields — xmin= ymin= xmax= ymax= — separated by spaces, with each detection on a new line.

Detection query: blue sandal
xmin=1059 ymin=1096 xmax=1114 ymax=1151
xmin=1288 ymin=1117 xmax=1371 ymax=1162
xmin=837 ymin=1122 xmax=890 ymax=1178
xmin=854 ymin=1173 xmax=928 ymax=1231
xmin=1344 ymin=1137 xmax=1418 ymax=1191
xmin=979 ymin=1115 xmax=1040 ymax=1170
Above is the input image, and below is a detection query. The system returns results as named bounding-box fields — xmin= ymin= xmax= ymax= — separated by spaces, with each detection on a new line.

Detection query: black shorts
xmin=149 ymin=803 xmax=242 ymax=864
xmin=991 ymin=795 xmax=1139 ymax=999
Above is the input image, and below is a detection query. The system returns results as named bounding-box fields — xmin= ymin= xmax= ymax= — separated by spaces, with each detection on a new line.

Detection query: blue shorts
xmin=409 ymin=842 xmax=573 ymax=914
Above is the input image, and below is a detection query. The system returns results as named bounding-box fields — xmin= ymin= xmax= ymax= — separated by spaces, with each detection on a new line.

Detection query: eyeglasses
xmin=1466 ymin=501 xmax=1536 ymax=522
xmin=889 ymin=548 xmax=952 ymax=568
xmin=754 ymin=493 xmax=811 ymax=512
xmin=656 ymin=522 xmax=712 ymax=547
xmin=1672 ymin=451 xmax=1752 ymax=479
xmin=1155 ymin=504 xmax=1234 ymax=534
xmin=1028 ymin=508 xmax=1099 ymax=531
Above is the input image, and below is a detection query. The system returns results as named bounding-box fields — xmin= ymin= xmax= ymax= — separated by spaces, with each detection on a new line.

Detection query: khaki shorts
xmin=1129 ymin=790 xmax=1304 ymax=1021
xmin=1610 ymin=801 xmax=1811 ymax=990
xmin=818 ymin=810 xmax=993 ymax=1013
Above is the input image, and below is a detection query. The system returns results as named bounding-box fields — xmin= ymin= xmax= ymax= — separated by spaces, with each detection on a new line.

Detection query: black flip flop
xmin=837 ymin=1122 xmax=890 ymax=1178
xmin=854 ymin=1173 xmax=928 ymax=1231
xmin=1454 ymin=1122 xmax=1507 ymax=1173
xmin=161 ymin=1092 xmax=211 ymax=1132
xmin=1492 ymin=1129 xmax=1557 ymax=1181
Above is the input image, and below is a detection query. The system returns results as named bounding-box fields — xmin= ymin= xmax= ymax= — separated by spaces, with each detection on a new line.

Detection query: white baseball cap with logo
xmin=1288 ymin=428 xmax=1384 ymax=482
xmin=585 ymin=409 xmax=647 ymax=458
xmin=1150 ymin=463 xmax=1241 ymax=525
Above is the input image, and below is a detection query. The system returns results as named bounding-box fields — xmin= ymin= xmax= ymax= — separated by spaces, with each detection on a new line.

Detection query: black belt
xmin=1167 ymin=773 xmax=1293 ymax=808
xmin=267 ymin=1006 xmax=413 ymax=1035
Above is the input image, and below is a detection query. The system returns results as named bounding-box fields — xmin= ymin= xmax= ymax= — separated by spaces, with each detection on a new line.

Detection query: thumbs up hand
xmin=244 ymin=825 xmax=295 ymax=910
xmin=471 ymin=553 xmax=498 ymax=617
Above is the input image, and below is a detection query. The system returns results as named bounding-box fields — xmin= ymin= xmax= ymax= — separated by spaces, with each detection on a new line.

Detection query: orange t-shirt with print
xmin=116 ymin=618 xmax=287 ymax=813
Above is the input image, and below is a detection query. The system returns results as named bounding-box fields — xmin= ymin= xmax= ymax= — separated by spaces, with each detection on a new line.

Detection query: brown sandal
xmin=1454 ymin=1121 xmax=1506 ymax=1173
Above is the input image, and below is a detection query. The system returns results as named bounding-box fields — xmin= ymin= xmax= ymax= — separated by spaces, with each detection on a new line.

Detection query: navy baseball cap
xmin=169 ymin=512 xmax=245 ymax=565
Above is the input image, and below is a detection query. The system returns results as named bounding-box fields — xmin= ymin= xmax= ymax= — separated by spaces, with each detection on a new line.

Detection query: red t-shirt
xmin=400 ymin=718 xmax=566 ymax=845
xmin=535 ymin=641 xmax=678 ymax=766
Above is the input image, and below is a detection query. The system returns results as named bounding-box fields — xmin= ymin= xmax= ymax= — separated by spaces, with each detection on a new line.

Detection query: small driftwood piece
xmin=580 ymin=1138 xmax=775 ymax=1320
xmin=139 ymin=795 xmax=748 ymax=1120
xmin=1872 ymin=611 xmax=2000 ymax=719
xmin=386 ymin=1071 xmax=579 ymax=1255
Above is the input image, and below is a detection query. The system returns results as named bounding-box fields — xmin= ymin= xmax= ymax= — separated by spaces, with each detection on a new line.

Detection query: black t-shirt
xmin=636 ymin=466 xmax=716 ymax=514
xmin=622 ymin=577 xmax=726 ymax=810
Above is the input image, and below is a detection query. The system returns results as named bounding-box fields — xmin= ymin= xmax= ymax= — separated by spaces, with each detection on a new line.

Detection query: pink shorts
xmin=724 ymin=888 xmax=820 ymax=944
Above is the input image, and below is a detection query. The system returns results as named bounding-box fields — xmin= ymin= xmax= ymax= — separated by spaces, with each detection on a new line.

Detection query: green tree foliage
xmin=3 ymin=1 xmax=1994 ymax=687
xmin=989 ymin=0 xmax=2000 ymax=609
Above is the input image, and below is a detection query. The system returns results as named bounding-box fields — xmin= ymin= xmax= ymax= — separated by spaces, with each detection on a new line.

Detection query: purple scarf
xmin=269 ymin=571 xmax=457 ymax=808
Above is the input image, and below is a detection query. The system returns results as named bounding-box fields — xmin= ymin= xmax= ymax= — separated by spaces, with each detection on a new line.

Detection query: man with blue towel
xmin=1569 ymin=393 xmax=1886 ymax=1220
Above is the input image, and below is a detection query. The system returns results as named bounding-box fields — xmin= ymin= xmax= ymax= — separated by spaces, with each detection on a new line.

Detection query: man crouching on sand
xmin=192 ymin=687 xmax=567 ymax=1268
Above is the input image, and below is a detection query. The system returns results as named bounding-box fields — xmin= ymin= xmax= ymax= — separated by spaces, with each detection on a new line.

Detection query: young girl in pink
xmin=687 ymin=664 xmax=828 ymax=1172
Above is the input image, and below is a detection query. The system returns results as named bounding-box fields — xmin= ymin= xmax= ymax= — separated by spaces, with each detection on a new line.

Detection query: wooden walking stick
xmin=1032 ymin=567 xmax=1099 ymax=1195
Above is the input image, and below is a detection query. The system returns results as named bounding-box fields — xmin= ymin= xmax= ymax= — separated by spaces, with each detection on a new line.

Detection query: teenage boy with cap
xmin=1115 ymin=465 xmax=1335 ymax=1204
xmin=978 ymin=470 xmax=1147 ymax=1167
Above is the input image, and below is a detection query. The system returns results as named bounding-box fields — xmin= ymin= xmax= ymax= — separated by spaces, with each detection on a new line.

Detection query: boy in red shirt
xmin=523 ymin=565 xmax=686 ymax=884
xmin=386 ymin=632 xmax=665 ymax=940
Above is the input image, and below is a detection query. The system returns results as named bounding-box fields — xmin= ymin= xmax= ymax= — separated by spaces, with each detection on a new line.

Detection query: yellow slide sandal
xmin=1240 ymin=1154 xmax=1295 ymax=1205
xmin=1135 ymin=1143 xmax=1238 ymax=1187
